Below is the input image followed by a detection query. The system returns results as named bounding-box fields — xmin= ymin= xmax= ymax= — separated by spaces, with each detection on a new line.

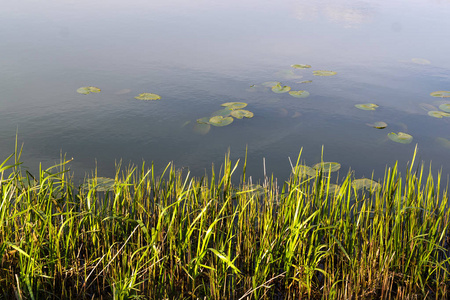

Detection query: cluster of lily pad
xmin=196 ymin=102 xmax=254 ymax=128
xmin=77 ymin=86 xmax=162 ymax=101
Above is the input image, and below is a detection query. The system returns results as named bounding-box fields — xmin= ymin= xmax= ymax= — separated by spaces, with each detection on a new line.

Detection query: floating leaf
xmin=352 ymin=178 xmax=381 ymax=192
xmin=261 ymin=81 xmax=281 ymax=87
xmin=291 ymin=64 xmax=311 ymax=69
xmin=209 ymin=116 xmax=234 ymax=127
xmin=411 ymin=58 xmax=431 ymax=65
xmin=355 ymin=103 xmax=379 ymax=110
xmin=82 ymin=177 xmax=116 ymax=192
xmin=313 ymin=162 xmax=341 ymax=173
xmin=388 ymin=132 xmax=413 ymax=144
xmin=272 ymin=84 xmax=291 ymax=93
xmin=221 ymin=102 xmax=247 ymax=110
xmin=211 ymin=108 xmax=232 ymax=117
xmin=436 ymin=137 xmax=450 ymax=149
xmin=193 ymin=123 xmax=211 ymax=135
xmin=134 ymin=93 xmax=161 ymax=100
xmin=230 ymin=110 xmax=254 ymax=119
xmin=299 ymin=80 xmax=312 ymax=84
xmin=438 ymin=103 xmax=450 ymax=113
xmin=428 ymin=111 xmax=450 ymax=118
xmin=197 ymin=117 xmax=211 ymax=124
xmin=293 ymin=165 xmax=316 ymax=178
xmin=313 ymin=70 xmax=337 ymax=76
xmin=289 ymin=90 xmax=310 ymax=98
xmin=430 ymin=91 xmax=450 ymax=98
xmin=366 ymin=121 xmax=387 ymax=129
xmin=77 ymin=86 xmax=101 ymax=95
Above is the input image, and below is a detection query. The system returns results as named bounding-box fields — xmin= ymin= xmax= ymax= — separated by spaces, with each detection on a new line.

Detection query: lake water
xmin=1 ymin=0 xmax=450 ymax=183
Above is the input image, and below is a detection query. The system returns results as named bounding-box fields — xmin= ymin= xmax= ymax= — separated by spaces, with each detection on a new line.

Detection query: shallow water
xmin=1 ymin=0 xmax=450 ymax=183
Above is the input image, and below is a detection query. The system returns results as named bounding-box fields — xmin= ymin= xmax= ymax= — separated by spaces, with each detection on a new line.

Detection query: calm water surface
xmin=1 ymin=0 xmax=450 ymax=183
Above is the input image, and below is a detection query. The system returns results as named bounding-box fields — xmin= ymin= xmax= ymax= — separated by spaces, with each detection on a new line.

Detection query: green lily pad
xmin=388 ymin=132 xmax=413 ymax=144
xmin=355 ymin=103 xmax=379 ymax=110
xmin=293 ymin=165 xmax=316 ymax=178
xmin=221 ymin=102 xmax=248 ymax=110
xmin=211 ymin=108 xmax=232 ymax=117
xmin=291 ymin=64 xmax=311 ymax=69
xmin=436 ymin=137 xmax=450 ymax=149
xmin=352 ymin=178 xmax=381 ymax=192
xmin=209 ymin=116 xmax=234 ymax=127
xmin=82 ymin=177 xmax=116 ymax=192
xmin=261 ymin=81 xmax=281 ymax=87
xmin=430 ymin=91 xmax=450 ymax=98
xmin=230 ymin=109 xmax=254 ymax=119
xmin=272 ymin=83 xmax=291 ymax=93
xmin=77 ymin=86 xmax=101 ymax=95
xmin=289 ymin=90 xmax=310 ymax=98
xmin=313 ymin=70 xmax=337 ymax=76
xmin=193 ymin=123 xmax=211 ymax=135
xmin=428 ymin=111 xmax=450 ymax=118
xmin=411 ymin=58 xmax=431 ymax=65
xmin=197 ymin=117 xmax=211 ymax=124
xmin=366 ymin=121 xmax=387 ymax=129
xmin=313 ymin=162 xmax=341 ymax=173
xmin=134 ymin=93 xmax=161 ymax=100
xmin=438 ymin=103 xmax=450 ymax=113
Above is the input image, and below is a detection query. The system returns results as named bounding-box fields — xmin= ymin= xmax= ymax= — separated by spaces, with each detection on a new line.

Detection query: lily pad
xmin=77 ymin=86 xmax=101 ymax=95
xmin=411 ymin=58 xmax=431 ymax=65
xmin=197 ymin=117 xmax=211 ymax=125
xmin=436 ymin=137 xmax=450 ymax=149
xmin=299 ymin=80 xmax=313 ymax=84
xmin=292 ymin=165 xmax=316 ymax=178
xmin=209 ymin=116 xmax=234 ymax=127
xmin=366 ymin=121 xmax=387 ymax=129
xmin=289 ymin=90 xmax=310 ymax=98
xmin=430 ymin=91 xmax=450 ymax=98
xmin=352 ymin=178 xmax=381 ymax=192
xmin=388 ymin=132 xmax=413 ymax=144
xmin=82 ymin=177 xmax=116 ymax=192
xmin=355 ymin=103 xmax=379 ymax=111
xmin=313 ymin=162 xmax=341 ymax=173
xmin=313 ymin=70 xmax=337 ymax=76
xmin=438 ymin=103 xmax=450 ymax=113
xmin=193 ymin=123 xmax=211 ymax=135
xmin=211 ymin=108 xmax=232 ymax=117
xmin=428 ymin=111 xmax=450 ymax=118
xmin=261 ymin=81 xmax=281 ymax=87
xmin=272 ymin=83 xmax=291 ymax=93
xmin=291 ymin=64 xmax=311 ymax=69
xmin=134 ymin=93 xmax=161 ymax=100
xmin=221 ymin=102 xmax=248 ymax=110
xmin=230 ymin=109 xmax=254 ymax=119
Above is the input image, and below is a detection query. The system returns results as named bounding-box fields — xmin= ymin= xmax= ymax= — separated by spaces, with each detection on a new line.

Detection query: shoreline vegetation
xmin=1 ymin=145 xmax=449 ymax=299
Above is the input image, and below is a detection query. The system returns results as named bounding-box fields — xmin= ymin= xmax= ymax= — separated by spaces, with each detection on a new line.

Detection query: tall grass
xmin=0 ymin=146 xmax=449 ymax=299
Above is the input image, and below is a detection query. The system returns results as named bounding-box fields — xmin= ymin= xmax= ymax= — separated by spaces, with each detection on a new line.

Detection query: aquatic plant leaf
xmin=230 ymin=109 xmax=254 ymax=119
xmin=211 ymin=108 xmax=232 ymax=117
xmin=299 ymin=80 xmax=313 ymax=84
xmin=209 ymin=116 xmax=234 ymax=127
xmin=291 ymin=64 xmax=311 ymax=69
xmin=193 ymin=123 xmax=211 ymax=135
xmin=272 ymin=83 xmax=291 ymax=93
xmin=313 ymin=162 xmax=341 ymax=173
xmin=313 ymin=70 xmax=337 ymax=76
xmin=197 ymin=117 xmax=211 ymax=124
xmin=366 ymin=121 xmax=387 ymax=129
xmin=436 ymin=137 xmax=450 ymax=149
xmin=355 ymin=103 xmax=379 ymax=110
xmin=77 ymin=86 xmax=101 ymax=94
xmin=388 ymin=132 xmax=413 ymax=144
xmin=411 ymin=58 xmax=431 ymax=65
xmin=82 ymin=177 xmax=116 ymax=192
xmin=221 ymin=102 xmax=248 ymax=110
xmin=438 ymin=103 xmax=450 ymax=113
xmin=261 ymin=81 xmax=281 ymax=87
xmin=292 ymin=165 xmax=316 ymax=178
xmin=428 ymin=111 xmax=450 ymax=118
xmin=430 ymin=91 xmax=450 ymax=98
xmin=289 ymin=90 xmax=310 ymax=98
xmin=134 ymin=93 xmax=161 ymax=100
xmin=352 ymin=178 xmax=381 ymax=191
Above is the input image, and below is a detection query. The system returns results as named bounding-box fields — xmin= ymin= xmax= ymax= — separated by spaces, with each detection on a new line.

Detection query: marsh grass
xmin=0 ymin=145 xmax=449 ymax=299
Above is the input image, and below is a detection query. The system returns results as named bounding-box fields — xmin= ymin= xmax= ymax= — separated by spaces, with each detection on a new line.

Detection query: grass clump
xmin=0 ymin=146 xmax=449 ymax=299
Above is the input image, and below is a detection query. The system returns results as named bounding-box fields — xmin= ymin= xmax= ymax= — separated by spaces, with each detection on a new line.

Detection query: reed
xmin=0 ymin=146 xmax=449 ymax=299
